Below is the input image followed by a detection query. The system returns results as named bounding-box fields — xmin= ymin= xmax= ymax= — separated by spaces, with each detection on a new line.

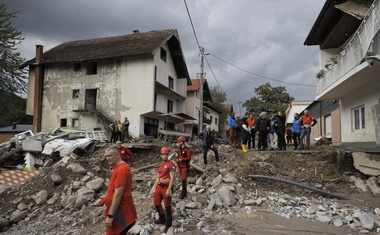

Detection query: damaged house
xmin=304 ymin=0 xmax=380 ymax=152
xmin=21 ymin=29 xmax=195 ymax=140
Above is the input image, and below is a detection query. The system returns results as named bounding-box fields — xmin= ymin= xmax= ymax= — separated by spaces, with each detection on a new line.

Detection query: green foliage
xmin=0 ymin=90 xmax=32 ymax=127
xmin=0 ymin=3 xmax=27 ymax=95
xmin=208 ymin=86 xmax=228 ymax=133
xmin=242 ymin=83 xmax=294 ymax=116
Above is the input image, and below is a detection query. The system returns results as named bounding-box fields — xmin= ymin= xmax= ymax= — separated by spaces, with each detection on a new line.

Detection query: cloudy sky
xmin=5 ymin=0 xmax=324 ymax=113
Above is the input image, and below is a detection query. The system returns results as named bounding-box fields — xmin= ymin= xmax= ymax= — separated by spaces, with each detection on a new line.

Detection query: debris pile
xmin=0 ymin=136 xmax=380 ymax=234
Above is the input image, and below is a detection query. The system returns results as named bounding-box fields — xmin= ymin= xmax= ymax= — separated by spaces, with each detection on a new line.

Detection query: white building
xmin=305 ymin=0 xmax=380 ymax=152
xmin=21 ymin=29 xmax=195 ymax=139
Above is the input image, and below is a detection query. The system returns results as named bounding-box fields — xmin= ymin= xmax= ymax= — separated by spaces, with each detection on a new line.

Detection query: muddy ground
xmin=0 ymin=142 xmax=379 ymax=235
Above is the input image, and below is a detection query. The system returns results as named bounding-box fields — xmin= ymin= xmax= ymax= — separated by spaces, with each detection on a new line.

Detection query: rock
xmin=353 ymin=211 xmax=375 ymax=230
xmin=209 ymin=193 xmax=223 ymax=209
xmin=185 ymin=201 xmax=198 ymax=209
xmin=196 ymin=177 xmax=203 ymax=186
xmin=66 ymin=163 xmax=87 ymax=175
xmin=196 ymin=220 xmax=204 ymax=229
xmin=51 ymin=172 xmax=63 ymax=185
xmin=10 ymin=209 xmax=28 ymax=223
xmin=0 ymin=217 xmax=9 ymax=229
xmin=17 ymin=202 xmax=28 ymax=211
xmin=349 ymin=176 xmax=368 ymax=192
xmin=315 ymin=211 xmax=332 ymax=223
xmin=366 ymin=177 xmax=380 ymax=195
xmin=217 ymin=186 xmax=236 ymax=207
xmin=81 ymin=175 xmax=92 ymax=183
xmin=77 ymin=187 xmax=95 ymax=201
xmin=222 ymin=175 xmax=238 ymax=183
xmin=307 ymin=205 xmax=320 ymax=214
xmin=374 ymin=208 xmax=380 ymax=216
xmin=244 ymin=199 xmax=255 ymax=205
xmin=333 ymin=218 xmax=343 ymax=227
xmin=34 ymin=190 xmax=48 ymax=205
xmin=128 ymin=222 xmax=141 ymax=234
xmin=85 ymin=177 xmax=104 ymax=191
xmin=210 ymin=174 xmax=223 ymax=187
xmin=75 ymin=197 xmax=89 ymax=209
xmin=207 ymin=197 xmax=216 ymax=210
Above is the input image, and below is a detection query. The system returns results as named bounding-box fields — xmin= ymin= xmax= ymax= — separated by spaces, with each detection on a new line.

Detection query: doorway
xmin=85 ymin=89 xmax=97 ymax=111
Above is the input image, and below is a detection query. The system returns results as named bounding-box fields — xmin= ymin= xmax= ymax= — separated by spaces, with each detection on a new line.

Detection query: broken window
xmin=215 ymin=117 xmax=218 ymax=125
xmin=60 ymin=118 xmax=67 ymax=127
xmin=352 ymin=105 xmax=365 ymax=130
xmin=168 ymin=76 xmax=174 ymax=89
xmin=72 ymin=89 xmax=80 ymax=98
xmin=86 ymin=62 xmax=97 ymax=75
xmin=72 ymin=118 xmax=79 ymax=128
xmin=74 ymin=63 xmax=81 ymax=71
xmin=160 ymin=47 xmax=167 ymax=62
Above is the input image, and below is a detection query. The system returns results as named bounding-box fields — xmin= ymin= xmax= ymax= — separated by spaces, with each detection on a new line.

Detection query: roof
xmin=187 ymin=79 xmax=212 ymax=102
xmin=21 ymin=29 xmax=190 ymax=80
xmin=0 ymin=124 xmax=33 ymax=133
xmin=304 ymin=0 xmax=363 ymax=49
xmin=224 ymin=104 xmax=233 ymax=112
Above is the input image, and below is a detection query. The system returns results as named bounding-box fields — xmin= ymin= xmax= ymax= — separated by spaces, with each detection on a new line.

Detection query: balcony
xmin=316 ymin=1 xmax=380 ymax=100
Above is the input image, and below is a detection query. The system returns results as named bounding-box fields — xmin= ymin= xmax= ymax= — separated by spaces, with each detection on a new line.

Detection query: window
xmin=167 ymin=100 xmax=173 ymax=113
xmin=72 ymin=118 xmax=79 ymax=128
xmin=86 ymin=62 xmax=97 ymax=75
xmin=60 ymin=118 xmax=67 ymax=127
xmin=74 ymin=63 xmax=81 ymax=71
xmin=154 ymin=66 xmax=157 ymax=81
xmin=160 ymin=47 xmax=167 ymax=62
xmin=165 ymin=121 xmax=175 ymax=131
xmin=215 ymin=118 xmax=218 ymax=125
xmin=352 ymin=106 xmax=365 ymax=130
xmin=168 ymin=76 xmax=174 ymax=89
xmin=72 ymin=89 xmax=80 ymax=98
xmin=210 ymin=116 xmax=213 ymax=123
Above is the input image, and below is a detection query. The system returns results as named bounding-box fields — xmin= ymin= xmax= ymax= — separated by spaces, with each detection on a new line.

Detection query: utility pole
xmin=238 ymin=101 xmax=242 ymax=117
xmin=198 ymin=46 xmax=205 ymax=134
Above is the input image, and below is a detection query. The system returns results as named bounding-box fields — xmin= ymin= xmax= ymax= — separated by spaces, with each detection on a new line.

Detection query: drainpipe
xmin=33 ymin=45 xmax=44 ymax=132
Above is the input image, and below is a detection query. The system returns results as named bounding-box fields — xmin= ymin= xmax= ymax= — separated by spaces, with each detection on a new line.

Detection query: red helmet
xmin=177 ymin=136 xmax=186 ymax=143
xmin=160 ymin=147 xmax=169 ymax=154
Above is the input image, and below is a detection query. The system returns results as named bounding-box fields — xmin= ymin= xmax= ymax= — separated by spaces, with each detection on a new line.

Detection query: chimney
xmin=133 ymin=30 xmax=140 ymax=34
xmin=12 ymin=122 xmax=17 ymax=130
xmin=33 ymin=45 xmax=44 ymax=132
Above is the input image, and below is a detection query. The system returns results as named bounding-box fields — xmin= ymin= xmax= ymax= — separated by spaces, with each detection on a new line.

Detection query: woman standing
xmin=176 ymin=136 xmax=191 ymax=199
xmin=153 ymin=147 xmax=176 ymax=233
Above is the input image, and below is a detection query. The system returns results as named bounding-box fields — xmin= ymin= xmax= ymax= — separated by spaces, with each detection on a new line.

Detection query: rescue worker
xmin=176 ymin=136 xmax=191 ymax=199
xmin=98 ymin=146 xmax=137 ymax=235
xmin=153 ymin=147 xmax=176 ymax=233
xmin=116 ymin=141 xmax=134 ymax=166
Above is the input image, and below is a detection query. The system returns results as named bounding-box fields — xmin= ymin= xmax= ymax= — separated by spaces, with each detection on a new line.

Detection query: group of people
xmin=227 ymin=110 xmax=317 ymax=151
xmin=110 ymin=117 xmax=130 ymax=144
xmin=100 ymin=130 xmax=222 ymax=234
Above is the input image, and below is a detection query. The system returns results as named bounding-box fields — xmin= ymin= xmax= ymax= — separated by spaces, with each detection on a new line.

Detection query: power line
xmin=183 ymin=0 xmax=201 ymax=51
xmin=208 ymin=53 xmax=316 ymax=88
xmin=204 ymin=55 xmax=238 ymax=104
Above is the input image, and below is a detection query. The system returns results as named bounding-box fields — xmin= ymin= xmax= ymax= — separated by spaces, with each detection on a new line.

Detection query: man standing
xmin=122 ymin=117 xmax=130 ymax=143
xmin=275 ymin=111 xmax=286 ymax=151
xmin=292 ymin=113 xmax=302 ymax=150
xmin=99 ymin=146 xmax=137 ymax=235
xmin=176 ymin=136 xmax=191 ymax=199
xmin=116 ymin=141 xmax=134 ymax=166
xmin=227 ymin=111 xmax=238 ymax=147
xmin=247 ymin=113 xmax=257 ymax=150
xmin=109 ymin=120 xmax=118 ymax=144
xmin=255 ymin=112 xmax=269 ymax=151
xmin=199 ymin=125 xmax=219 ymax=165
xmin=286 ymin=127 xmax=293 ymax=146
xmin=299 ymin=110 xmax=318 ymax=150
xmin=269 ymin=114 xmax=278 ymax=150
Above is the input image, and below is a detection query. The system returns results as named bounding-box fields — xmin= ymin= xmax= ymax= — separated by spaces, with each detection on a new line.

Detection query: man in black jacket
xmin=199 ymin=125 xmax=219 ymax=165
xmin=255 ymin=112 xmax=270 ymax=151
xmin=275 ymin=111 xmax=286 ymax=150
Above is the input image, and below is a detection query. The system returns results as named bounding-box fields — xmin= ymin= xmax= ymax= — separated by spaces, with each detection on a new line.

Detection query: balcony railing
xmin=317 ymin=0 xmax=380 ymax=96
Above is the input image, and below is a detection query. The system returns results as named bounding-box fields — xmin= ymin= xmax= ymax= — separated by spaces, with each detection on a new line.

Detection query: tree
xmin=0 ymin=3 xmax=27 ymax=95
xmin=208 ymin=86 xmax=228 ymax=137
xmin=242 ymin=83 xmax=294 ymax=116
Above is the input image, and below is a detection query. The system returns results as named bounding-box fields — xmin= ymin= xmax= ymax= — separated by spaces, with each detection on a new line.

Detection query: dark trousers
xmin=258 ymin=131 xmax=268 ymax=150
xmin=110 ymin=132 xmax=118 ymax=143
xmin=277 ymin=130 xmax=286 ymax=150
xmin=293 ymin=132 xmax=301 ymax=149
xmin=248 ymin=129 xmax=256 ymax=149
xmin=203 ymin=145 xmax=219 ymax=165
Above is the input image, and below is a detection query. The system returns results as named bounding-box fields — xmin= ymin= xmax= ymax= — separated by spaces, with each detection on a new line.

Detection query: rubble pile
xmin=0 ymin=134 xmax=380 ymax=234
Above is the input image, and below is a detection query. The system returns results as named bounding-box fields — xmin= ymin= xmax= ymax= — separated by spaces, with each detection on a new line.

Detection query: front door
xmin=85 ymin=89 xmax=97 ymax=111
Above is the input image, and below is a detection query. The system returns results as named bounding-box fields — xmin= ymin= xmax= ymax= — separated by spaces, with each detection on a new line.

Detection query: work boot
xmin=154 ymin=206 xmax=165 ymax=224
xmin=163 ymin=206 xmax=172 ymax=233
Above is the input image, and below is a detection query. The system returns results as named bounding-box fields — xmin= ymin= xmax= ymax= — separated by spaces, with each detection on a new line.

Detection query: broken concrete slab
xmin=352 ymin=152 xmax=380 ymax=176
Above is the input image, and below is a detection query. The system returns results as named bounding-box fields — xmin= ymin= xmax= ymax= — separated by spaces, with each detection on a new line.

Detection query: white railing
xmin=317 ymin=0 xmax=380 ymax=96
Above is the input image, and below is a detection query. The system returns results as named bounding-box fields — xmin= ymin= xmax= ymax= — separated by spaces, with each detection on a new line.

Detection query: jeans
xmin=299 ymin=126 xmax=311 ymax=150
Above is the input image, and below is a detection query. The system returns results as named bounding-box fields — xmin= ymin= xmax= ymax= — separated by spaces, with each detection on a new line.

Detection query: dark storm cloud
xmin=4 ymin=0 xmax=325 ymax=112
